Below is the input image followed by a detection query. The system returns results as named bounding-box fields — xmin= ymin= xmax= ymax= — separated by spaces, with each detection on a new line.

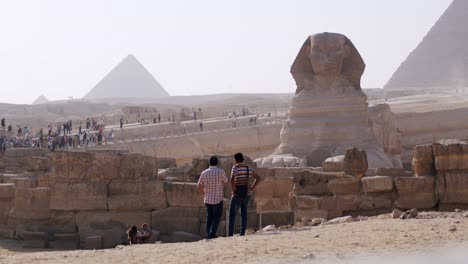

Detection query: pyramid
xmin=83 ymin=55 xmax=169 ymax=99
xmin=385 ymin=0 xmax=468 ymax=90
xmin=32 ymin=94 xmax=49 ymax=105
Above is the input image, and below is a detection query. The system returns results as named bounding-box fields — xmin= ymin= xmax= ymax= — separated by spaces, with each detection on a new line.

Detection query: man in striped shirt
xmin=197 ymin=156 xmax=228 ymax=239
xmin=228 ymin=153 xmax=261 ymax=236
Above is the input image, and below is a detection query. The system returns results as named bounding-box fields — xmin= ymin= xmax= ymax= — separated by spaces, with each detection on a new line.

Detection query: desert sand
xmin=0 ymin=211 xmax=467 ymax=264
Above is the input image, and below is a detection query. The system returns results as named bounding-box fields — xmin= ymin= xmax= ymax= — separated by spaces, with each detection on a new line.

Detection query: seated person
xmin=139 ymin=223 xmax=153 ymax=243
xmin=127 ymin=225 xmax=141 ymax=245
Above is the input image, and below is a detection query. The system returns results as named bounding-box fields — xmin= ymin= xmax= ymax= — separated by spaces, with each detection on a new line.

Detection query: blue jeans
xmin=228 ymin=196 xmax=249 ymax=236
xmin=205 ymin=201 xmax=223 ymax=239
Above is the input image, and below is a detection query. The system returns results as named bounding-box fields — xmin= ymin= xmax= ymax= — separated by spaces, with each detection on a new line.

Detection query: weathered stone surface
xmin=328 ymin=177 xmax=361 ymax=195
xmin=151 ymin=207 xmax=201 ymax=235
xmin=119 ymin=153 xmax=158 ymax=180
xmin=322 ymin=155 xmax=344 ymax=172
xmin=433 ymin=143 xmax=468 ymax=172
xmin=13 ymin=188 xmax=50 ymax=220
xmin=76 ymin=211 xmax=151 ymax=248
xmin=327 ymin=216 xmax=354 ymax=224
xmin=344 ymin=148 xmax=368 ymax=176
xmin=360 ymin=193 xmax=393 ymax=211
xmin=0 ymin=200 xmax=12 ymax=225
xmin=108 ymin=181 xmax=167 ymax=211
xmin=22 ymin=231 xmax=48 ymax=248
xmin=437 ymin=172 xmax=468 ymax=205
xmin=362 ymin=176 xmax=394 ymax=193
xmin=375 ymin=168 xmax=412 ymax=177
xmin=158 ymin=157 xmax=177 ymax=169
xmin=293 ymin=171 xmax=338 ymax=195
xmin=412 ymin=144 xmax=435 ymax=176
xmin=295 ymin=196 xmax=322 ymax=210
xmin=7 ymin=177 xmax=37 ymax=189
xmin=165 ymin=182 xmax=203 ymax=208
xmin=50 ymin=183 xmax=107 ymax=211
xmin=0 ymin=183 xmax=15 ymax=199
xmin=13 ymin=211 xmax=77 ymax=240
xmin=394 ymin=176 xmax=435 ymax=209
xmin=255 ymin=178 xmax=294 ymax=198
xmin=85 ymin=236 xmax=103 ymax=249
xmin=296 ymin=209 xmax=328 ymax=220
xmin=335 ymin=194 xmax=361 ymax=212
xmin=255 ymin=198 xmax=290 ymax=212
xmin=55 ymin=234 xmax=80 ymax=250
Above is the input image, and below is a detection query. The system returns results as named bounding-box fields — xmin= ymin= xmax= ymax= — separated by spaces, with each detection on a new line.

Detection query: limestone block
xmin=13 ymin=188 xmax=50 ymax=220
xmin=437 ymin=172 xmax=468 ymax=204
xmin=322 ymin=155 xmax=344 ymax=172
xmin=296 ymin=209 xmax=328 ymax=220
xmin=359 ymin=193 xmax=393 ymax=211
xmin=7 ymin=177 xmax=37 ymax=189
xmin=433 ymin=143 xmax=468 ymax=172
xmin=108 ymin=181 xmax=167 ymax=211
xmin=165 ymin=182 xmax=203 ymax=208
xmin=328 ymin=177 xmax=361 ymax=195
xmin=86 ymin=152 xmax=121 ymax=181
xmin=362 ymin=176 xmax=394 ymax=193
xmin=255 ymin=178 xmax=294 ymax=198
xmin=157 ymin=157 xmax=177 ymax=169
xmin=394 ymin=176 xmax=435 ymax=209
xmin=375 ymin=168 xmax=412 ymax=177
xmin=22 ymin=231 xmax=49 ymax=248
xmin=12 ymin=211 xmax=77 ymax=240
xmin=293 ymin=171 xmax=338 ymax=195
xmin=85 ymin=236 xmax=103 ymax=249
xmin=0 ymin=200 xmax=12 ymax=225
xmin=151 ymin=207 xmax=201 ymax=235
xmin=119 ymin=153 xmax=158 ymax=180
xmin=50 ymin=183 xmax=107 ymax=211
xmin=412 ymin=144 xmax=435 ymax=176
xmin=26 ymin=156 xmax=51 ymax=172
xmin=343 ymin=148 xmax=368 ymax=176
xmin=76 ymin=211 xmax=151 ymax=248
xmin=295 ymin=196 xmax=321 ymax=210
xmin=335 ymin=195 xmax=361 ymax=212
xmin=0 ymin=183 xmax=15 ymax=199
xmin=54 ymin=234 xmax=80 ymax=250
xmin=255 ymin=198 xmax=290 ymax=212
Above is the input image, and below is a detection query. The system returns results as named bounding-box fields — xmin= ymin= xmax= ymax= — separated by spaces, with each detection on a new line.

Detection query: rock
xmin=375 ymin=168 xmax=412 ymax=177
xmin=412 ymin=144 xmax=435 ymax=176
xmin=165 ymin=182 xmax=204 ymax=208
xmin=108 ymin=181 xmax=167 ymax=211
xmin=362 ymin=176 xmax=394 ymax=193
xmin=168 ymin=231 xmax=202 ymax=243
xmin=303 ymin=253 xmax=316 ymax=259
xmin=151 ymin=207 xmax=201 ymax=235
xmin=295 ymin=221 xmax=305 ymax=227
xmin=455 ymin=209 xmax=462 ymax=213
xmin=50 ymin=183 xmax=108 ymax=211
xmin=0 ymin=183 xmax=15 ymax=199
xmin=449 ymin=226 xmax=457 ymax=232
xmin=400 ymin=212 xmax=408 ymax=219
xmin=344 ymin=148 xmax=369 ymax=177
xmin=293 ymin=171 xmax=339 ymax=196
xmin=54 ymin=234 xmax=80 ymax=250
xmin=262 ymin=225 xmax=277 ymax=232
xmin=433 ymin=142 xmax=468 ymax=172
xmin=322 ymin=156 xmax=344 ymax=172
xmin=394 ymin=176 xmax=435 ymax=209
xmin=328 ymin=216 xmax=354 ymax=224
xmin=392 ymin=209 xmax=403 ymax=219
xmin=85 ymin=236 xmax=103 ymax=249
xmin=22 ymin=231 xmax=48 ymax=248
xmin=311 ymin=218 xmax=323 ymax=226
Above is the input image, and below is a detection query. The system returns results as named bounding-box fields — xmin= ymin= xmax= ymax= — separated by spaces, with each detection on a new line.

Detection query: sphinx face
xmin=309 ymin=33 xmax=346 ymax=76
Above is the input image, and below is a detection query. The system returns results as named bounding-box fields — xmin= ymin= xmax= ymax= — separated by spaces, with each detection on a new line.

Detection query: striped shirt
xmin=198 ymin=166 xmax=228 ymax=205
xmin=231 ymin=163 xmax=255 ymax=187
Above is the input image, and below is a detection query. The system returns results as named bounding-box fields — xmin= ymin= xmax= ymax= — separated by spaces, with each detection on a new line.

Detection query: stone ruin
xmin=258 ymin=32 xmax=401 ymax=168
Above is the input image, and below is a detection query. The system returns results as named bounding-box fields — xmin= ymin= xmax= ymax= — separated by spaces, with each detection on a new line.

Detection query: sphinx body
xmin=272 ymin=32 xmax=398 ymax=167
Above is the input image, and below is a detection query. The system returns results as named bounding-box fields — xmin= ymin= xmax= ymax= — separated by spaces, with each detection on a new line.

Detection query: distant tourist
xmin=139 ymin=223 xmax=153 ymax=243
xmin=7 ymin=124 xmax=12 ymax=132
xmin=228 ymin=153 xmax=261 ymax=236
xmin=127 ymin=225 xmax=141 ymax=245
xmin=120 ymin=116 xmax=124 ymax=129
xmin=158 ymin=113 xmax=161 ymax=123
xmin=199 ymin=122 xmax=204 ymax=132
xmin=197 ymin=156 xmax=228 ymax=239
xmin=183 ymin=124 xmax=187 ymax=134
xmin=0 ymin=118 xmax=5 ymax=131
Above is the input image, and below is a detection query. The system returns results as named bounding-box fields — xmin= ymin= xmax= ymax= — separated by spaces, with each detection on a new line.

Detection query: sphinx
xmin=258 ymin=32 xmax=401 ymax=168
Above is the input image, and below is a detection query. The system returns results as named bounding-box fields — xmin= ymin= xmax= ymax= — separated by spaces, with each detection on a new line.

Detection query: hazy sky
xmin=0 ymin=0 xmax=452 ymax=104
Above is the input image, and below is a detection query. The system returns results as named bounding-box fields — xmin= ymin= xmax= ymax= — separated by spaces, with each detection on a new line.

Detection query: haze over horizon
xmin=0 ymin=0 xmax=452 ymax=104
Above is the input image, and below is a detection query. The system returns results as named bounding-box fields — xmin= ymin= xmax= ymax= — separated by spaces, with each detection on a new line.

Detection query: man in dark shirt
xmin=228 ymin=153 xmax=261 ymax=236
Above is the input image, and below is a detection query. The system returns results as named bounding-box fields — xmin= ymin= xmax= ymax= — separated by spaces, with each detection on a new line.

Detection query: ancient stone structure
xmin=274 ymin=32 xmax=396 ymax=168
xmin=83 ymin=54 xmax=170 ymax=100
xmin=385 ymin=0 xmax=468 ymax=90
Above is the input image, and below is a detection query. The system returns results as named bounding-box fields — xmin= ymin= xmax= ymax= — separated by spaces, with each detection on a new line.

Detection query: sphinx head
xmin=291 ymin=32 xmax=366 ymax=93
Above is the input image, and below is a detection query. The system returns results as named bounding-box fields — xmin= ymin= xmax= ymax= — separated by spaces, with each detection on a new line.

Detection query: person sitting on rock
xmin=127 ymin=225 xmax=141 ymax=245
xmin=139 ymin=223 xmax=153 ymax=243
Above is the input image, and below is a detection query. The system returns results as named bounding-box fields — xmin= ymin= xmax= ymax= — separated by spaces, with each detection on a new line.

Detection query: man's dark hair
xmin=234 ymin=153 xmax=244 ymax=163
xmin=209 ymin=156 xmax=218 ymax=166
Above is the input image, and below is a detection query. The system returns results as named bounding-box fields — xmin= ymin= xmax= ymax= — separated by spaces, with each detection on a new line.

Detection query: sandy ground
xmin=0 ymin=212 xmax=467 ymax=264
